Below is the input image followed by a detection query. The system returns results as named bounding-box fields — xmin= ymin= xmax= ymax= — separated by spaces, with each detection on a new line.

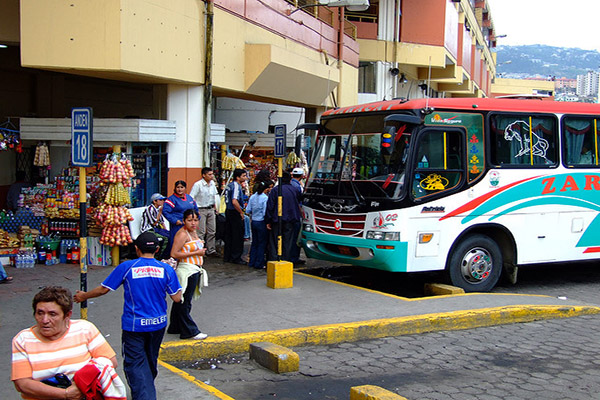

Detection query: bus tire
xmin=447 ymin=235 xmax=502 ymax=292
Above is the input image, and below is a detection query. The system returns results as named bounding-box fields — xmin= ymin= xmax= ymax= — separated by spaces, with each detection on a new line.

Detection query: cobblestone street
xmin=180 ymin=314 xmax=600 ymax=400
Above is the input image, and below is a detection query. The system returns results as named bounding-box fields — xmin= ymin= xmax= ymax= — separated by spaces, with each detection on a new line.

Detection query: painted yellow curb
xmin=158 ymin=359 xmax=235 ymax=400
xmin=351 ymin=384 xmax=408 ymax=400
xmin=159 ymin=304 xmax=600 ymax=362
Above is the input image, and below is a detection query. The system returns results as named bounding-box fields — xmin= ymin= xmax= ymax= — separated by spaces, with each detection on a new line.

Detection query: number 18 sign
xmin=71 ymin=107 xmax=93 ymax=167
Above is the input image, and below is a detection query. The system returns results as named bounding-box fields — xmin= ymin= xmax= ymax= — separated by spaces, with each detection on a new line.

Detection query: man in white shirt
xmin=189 ymin=167 xmax=219 ymax=256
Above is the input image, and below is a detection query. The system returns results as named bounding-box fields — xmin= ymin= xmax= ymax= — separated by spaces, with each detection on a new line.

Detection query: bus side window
xmin=490 ymin=114 xmax=558 ymax=167
xmin=563 ymin=116 xmax=598 ymax=167
xmin=412 ymin=130 xmax=464 ymax=200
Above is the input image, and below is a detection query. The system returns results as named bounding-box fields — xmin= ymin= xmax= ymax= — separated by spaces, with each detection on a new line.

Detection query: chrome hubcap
xmin=461 ymin=247 xmax=493 ymax=283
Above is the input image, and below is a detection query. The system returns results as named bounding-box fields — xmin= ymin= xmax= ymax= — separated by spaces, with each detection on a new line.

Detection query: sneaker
xmin=191 ymin=332 xmax=208 ymax=340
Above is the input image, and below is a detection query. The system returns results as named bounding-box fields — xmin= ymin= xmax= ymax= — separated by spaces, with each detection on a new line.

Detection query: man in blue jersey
xmin=74 ymin=232 xmax=182 ymax=400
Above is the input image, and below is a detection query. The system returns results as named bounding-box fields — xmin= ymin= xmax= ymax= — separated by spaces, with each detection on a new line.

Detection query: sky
xmin=486 ymin=0 xmax=600 ymax=52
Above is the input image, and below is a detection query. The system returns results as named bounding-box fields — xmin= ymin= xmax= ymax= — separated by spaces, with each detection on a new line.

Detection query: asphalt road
xmin=178 ymin=261 xmax=600 ymax=400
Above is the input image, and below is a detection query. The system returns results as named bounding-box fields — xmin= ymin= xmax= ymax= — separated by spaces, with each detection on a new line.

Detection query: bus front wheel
xmin=447 ymin=235 xmax=502 ymax=292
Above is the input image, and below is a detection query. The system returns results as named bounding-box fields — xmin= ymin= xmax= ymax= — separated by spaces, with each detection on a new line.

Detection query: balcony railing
xmin=284 ymin=0 xmax=359 ymax=40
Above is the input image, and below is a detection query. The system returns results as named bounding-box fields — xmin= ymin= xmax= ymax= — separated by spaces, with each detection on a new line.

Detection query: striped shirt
xmin=140 ymin=204 xmax=166 ymax=233
xmin=180 ymin=238 xmax=204 ymax=266
xmin=12 ymin=319 xmax=116 ymax=398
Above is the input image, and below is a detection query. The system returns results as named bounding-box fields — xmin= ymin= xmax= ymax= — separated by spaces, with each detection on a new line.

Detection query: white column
xmin=166 ymin=84 xmax=205 ymax=169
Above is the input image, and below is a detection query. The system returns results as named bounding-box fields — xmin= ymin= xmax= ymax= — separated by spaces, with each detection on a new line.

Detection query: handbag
xmin=219 ymin=194 xmax=227 ymax=214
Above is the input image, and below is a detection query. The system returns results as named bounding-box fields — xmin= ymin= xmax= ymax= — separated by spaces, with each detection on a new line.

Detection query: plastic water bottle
xmin=28 ymin=253 xmax=35 ymax=268
xmin=16 ymin=254 xmax=22 ymax=269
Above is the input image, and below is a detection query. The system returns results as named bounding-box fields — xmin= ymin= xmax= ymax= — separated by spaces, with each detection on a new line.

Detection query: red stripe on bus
xmin=439 ymin=176 xmax=538 ymax=221
xmin=583 ymin=247 xmax=600 ymax=253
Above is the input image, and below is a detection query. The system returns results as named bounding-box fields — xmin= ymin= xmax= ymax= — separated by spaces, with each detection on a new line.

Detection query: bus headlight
xmin=366 ymin=231 xmax=400 ymax=241
xmin=303 ymin=223 xmax=314 ymax=233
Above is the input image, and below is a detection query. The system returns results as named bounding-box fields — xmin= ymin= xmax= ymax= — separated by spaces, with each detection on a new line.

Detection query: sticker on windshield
xmin=420 ymin=173 xmax=449 ymax=191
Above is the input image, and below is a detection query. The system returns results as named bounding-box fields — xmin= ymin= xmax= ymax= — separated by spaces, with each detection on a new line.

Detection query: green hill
xmin=495 ymin=44 xmax=600 ymax=79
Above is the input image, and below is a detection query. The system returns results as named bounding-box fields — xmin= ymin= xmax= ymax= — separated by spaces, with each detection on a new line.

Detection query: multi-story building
xmin=491 ymin=78 xmax=555 ymax=100
xmin=356 ymin=0 xmax=498 ymax=103
xmin=555 ymin=77 xmax=577 ymax=93
xmin=0 ymin=0 xmax=498 ymax=205
xmin=576 ymin=70 xmax=600 ymax=98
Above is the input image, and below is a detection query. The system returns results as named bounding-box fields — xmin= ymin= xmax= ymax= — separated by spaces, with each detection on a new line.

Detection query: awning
xmin=19 ymin=118 xmax=176 ymax=142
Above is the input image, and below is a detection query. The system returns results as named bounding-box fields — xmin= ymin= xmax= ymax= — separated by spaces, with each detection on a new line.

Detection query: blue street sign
xmin=274 ymin=124 xmax=286 ymax=158
xmin=71 ymin=108 xmax=93 ymax=167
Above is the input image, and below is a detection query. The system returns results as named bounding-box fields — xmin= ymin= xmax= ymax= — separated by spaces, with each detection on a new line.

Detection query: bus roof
xmin=322 ymin=98 xmax=600 ymax=117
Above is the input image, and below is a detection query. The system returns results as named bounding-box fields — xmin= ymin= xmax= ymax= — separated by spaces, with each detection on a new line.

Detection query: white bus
xmin=299 ymin=98 xmax=600 ymax=291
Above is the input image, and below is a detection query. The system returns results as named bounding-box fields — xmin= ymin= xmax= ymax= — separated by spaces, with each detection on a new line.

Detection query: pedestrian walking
xmin=265 ymin=171 xmax=302 ymax=264
xmin=12 ymin=286 xmax=126 ymax=400
xmin=167 ymin=208 xmax=208 ymax=340
xmin=189 ymin=167 xmax=220 ymax=257
xmin=223 ymin=168 xmax=248 ymax=265
xmin=246 ymin=180 xmax=273 ymax=269
xmin=73 ymin=232 xmax=181 ymax=400
xmin=162 ymin=180 xmax=199 ymax=256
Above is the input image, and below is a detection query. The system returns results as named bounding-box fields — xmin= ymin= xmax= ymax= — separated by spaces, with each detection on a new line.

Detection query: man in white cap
xmin=291 ymin=167 xmax=305 ymax=193
xmin=141 ymin=193 xmax=169 ymax=258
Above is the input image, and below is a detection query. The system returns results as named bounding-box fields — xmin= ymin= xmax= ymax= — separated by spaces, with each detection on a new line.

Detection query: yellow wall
xmin=338 ymin=62 xmax=359 ymax=107
xmin=18 ymin=1 xmax=358 ymax=108
xmin=20 ymin=0 xmax=204 ymax=84
xmin=491 ymin=78 xmax=555 ymax=97
xmin=213 ymin=8 xmax=350 ymax=107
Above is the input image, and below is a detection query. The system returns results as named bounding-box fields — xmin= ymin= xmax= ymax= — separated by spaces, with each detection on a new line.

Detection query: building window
xmin=358 ymin=62 xmax=376 ymax=94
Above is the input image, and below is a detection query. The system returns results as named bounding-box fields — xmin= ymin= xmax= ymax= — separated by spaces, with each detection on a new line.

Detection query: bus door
xmin=410 ymin=128 xmax=467 ymax=202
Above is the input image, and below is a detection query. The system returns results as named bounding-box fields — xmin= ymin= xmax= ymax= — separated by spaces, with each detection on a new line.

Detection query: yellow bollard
xmin=266 ymin=260 xmax=293 ymax=289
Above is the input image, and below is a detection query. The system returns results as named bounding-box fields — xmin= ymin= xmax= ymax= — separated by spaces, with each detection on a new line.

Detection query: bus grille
xmin=313 ymin=210 xmax=366 ymax=237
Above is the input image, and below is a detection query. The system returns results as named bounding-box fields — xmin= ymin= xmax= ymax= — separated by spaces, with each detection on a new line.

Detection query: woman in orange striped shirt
xmin=11 ymin=286 xmax=126 ymax=399
xmin=167 ymin=209 xmax=208 ymax=340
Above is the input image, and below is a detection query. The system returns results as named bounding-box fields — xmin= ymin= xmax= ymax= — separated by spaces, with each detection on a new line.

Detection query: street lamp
xmin=288 ymin=0 xmax=370 ymax=15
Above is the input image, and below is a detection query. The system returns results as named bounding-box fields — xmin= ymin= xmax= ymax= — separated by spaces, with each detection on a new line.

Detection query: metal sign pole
xmin=71 ymin=107 xmax=92 ymax=319
xmin=79 ymin=167 xmax=88 ymax=319
xmin=267 ymin=124 xmax=292 ymax=289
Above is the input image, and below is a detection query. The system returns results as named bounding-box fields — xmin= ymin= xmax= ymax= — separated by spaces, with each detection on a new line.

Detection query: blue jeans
xmin=0 ymin=263 xmax=7 ymax=280
xmin=122 ymin=328 xmax=165 ymax=400
xmin=249 ymin=220 xmax=268 ymax=268
xmin=244 ymin=215 xmax=251 ymax=239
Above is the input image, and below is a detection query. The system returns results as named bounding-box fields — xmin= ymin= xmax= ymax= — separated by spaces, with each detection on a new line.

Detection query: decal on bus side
xmin=441 ymin=173 xmax=600 ymax=253
xmin=371 ymin=212 xmax=398 ymax=229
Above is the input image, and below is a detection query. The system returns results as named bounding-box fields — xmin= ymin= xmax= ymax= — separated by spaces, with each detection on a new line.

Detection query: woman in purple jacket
xmin=162 ymin=180 xmax=199 ymax=256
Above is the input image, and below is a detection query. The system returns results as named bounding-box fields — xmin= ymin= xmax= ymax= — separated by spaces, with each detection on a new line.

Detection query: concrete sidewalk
xmin=2 ymin=260 xmax=599 ymax=399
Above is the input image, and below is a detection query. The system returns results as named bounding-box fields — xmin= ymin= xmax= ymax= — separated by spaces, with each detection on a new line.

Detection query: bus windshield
xmin=307 ymin=115 xmax=414 ymax=200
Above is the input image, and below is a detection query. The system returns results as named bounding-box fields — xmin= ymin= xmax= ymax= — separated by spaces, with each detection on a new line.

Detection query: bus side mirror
xmin=294 ymin=134 xmax=304 ymax=156
xmin=381 ymin=126 xmax=396 ymax=156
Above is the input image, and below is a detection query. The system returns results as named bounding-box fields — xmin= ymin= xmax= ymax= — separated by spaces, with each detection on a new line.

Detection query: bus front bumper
xmin=301 ymin=232 xmax=408 ymax=272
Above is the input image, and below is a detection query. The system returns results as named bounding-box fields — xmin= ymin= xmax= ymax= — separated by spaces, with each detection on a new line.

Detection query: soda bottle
xmin=72 ymin=244 xmax=80 ymax=264
xmin=60 ymin=240 xmax=67 ymax=264
xmin=66 ymin=240 xmax=72 ymax=264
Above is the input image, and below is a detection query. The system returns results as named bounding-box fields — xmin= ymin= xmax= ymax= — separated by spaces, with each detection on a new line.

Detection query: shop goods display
xmin=87 ymin=237 xmax=112 ymax=266
xmin=33 ymin=141 xmax=51 ymax=167
xmin=0 ymin=209 xmax=45 ymax=233
xmin=0 ymin=119 xmax=21 ymax=152
xmin=36 ymin=234 xmax=61 ymax=265
xmin=0 ymin=228 xmax=20 ymax=248
xmin=96 ymin=154 xmax=135 ymax=246
xmin=222 ymin=152 xmax=246 ymax=171
xmin=16 ymin=249 xmax=36 ymax=268
xmin=18 ymin=225 xmax=38 ymax=248
xmin=59 ymin=239 xmax=81 ymax=264
xmin=285 ymin=150 xmax=301 ymax=166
